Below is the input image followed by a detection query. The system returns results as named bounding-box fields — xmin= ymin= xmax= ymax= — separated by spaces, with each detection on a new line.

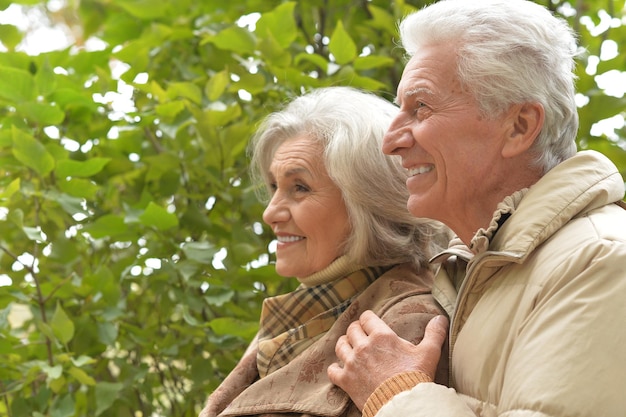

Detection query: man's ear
xmin=502 ymin=102 xmax=544 ymax=158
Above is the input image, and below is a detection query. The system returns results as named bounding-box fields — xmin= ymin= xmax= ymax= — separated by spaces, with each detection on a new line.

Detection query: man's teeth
xmin=408 ymin=166 xmax=433 ymax=176
xmin=277 ymin=236 xmax=304 ymax=243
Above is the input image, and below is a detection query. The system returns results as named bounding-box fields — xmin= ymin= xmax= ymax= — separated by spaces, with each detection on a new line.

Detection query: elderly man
xmin=327 ymin=1 xmax=626 ymax=416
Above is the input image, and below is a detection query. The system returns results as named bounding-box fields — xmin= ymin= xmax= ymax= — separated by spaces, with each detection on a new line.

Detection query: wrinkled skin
xmin=327 ymin=310 xmax=448 ymax=410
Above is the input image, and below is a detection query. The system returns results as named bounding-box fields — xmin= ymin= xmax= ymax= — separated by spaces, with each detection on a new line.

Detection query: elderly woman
xmin=199 ymin=86 xmax=450 ymax=417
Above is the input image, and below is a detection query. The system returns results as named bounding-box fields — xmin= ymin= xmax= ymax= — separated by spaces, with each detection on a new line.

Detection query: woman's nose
xmin=262 ymin=193 xmax=289 ymax=225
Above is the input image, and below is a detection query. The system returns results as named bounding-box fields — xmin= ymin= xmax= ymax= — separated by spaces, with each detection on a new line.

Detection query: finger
xmin=359 ymin=310 xmax=392 ymax=336
xmin=419 ymin=315 xmax=449 ymax=376
xmin=423 ymin=315 xmax=449 ymax=348
xmin=334 ymin=334 xmax=349 ymax=356
xmin=327 ymin=362 xmax=344 ymax=386
xmin=345 ymin=318 xmax=367 ymax=345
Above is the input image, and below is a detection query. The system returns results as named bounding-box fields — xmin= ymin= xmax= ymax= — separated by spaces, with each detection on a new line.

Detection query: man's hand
xmin=327 ymin=310 xmax=448 ymax=410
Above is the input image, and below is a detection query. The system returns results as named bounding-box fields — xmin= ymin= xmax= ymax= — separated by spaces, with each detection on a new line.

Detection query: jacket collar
xmin=435 ymin=150 xmax=624 ymax=260
xmin=431 ymin=150 xmax=625 ymax=317
xmin=489 ymin=150 xmax=624 ymax=259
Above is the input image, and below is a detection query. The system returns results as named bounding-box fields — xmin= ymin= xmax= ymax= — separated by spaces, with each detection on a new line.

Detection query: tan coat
xmin=200 ymin=263 xmax=447 ymax=417
xmin=377 ymin=150 xmax=626 ymax=416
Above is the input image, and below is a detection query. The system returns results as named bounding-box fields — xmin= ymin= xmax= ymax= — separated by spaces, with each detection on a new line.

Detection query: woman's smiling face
xmin=262 ymin=135 xmax=351 ymax=279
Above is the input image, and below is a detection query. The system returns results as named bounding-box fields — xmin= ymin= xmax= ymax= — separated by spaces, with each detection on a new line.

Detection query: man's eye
xmin=295 ymin=184 xmax=309 ymax=192
xmin=413 ymin=102 xmax=432 ymax=119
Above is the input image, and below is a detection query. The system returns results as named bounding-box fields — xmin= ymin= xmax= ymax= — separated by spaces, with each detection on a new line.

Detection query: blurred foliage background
xmin=0 ymin=0 xmax=624 ymax=416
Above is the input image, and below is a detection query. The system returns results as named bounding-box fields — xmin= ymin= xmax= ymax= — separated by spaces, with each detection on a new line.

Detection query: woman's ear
xmin=502 ymin=102 xmax=545 ymax=158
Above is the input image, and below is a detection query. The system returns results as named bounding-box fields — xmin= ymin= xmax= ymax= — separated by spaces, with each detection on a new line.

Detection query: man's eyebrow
xmin=394 ymin=87 xmax=435 ymax=105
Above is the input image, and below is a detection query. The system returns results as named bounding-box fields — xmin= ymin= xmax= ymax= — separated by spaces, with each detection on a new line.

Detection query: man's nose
xmin=382 ymin=114 xmax=409 ymax=155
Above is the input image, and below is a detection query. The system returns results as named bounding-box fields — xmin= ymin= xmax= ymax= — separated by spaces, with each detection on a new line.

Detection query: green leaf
xmin=0 ymin=129 xmax=11 ymax=146
xmin=41 ymin=364 xmax=63 ymax=380
xmin=83 ymin=214 xmax=127 ymax=239
xmin=22 ymin=226 xmax=46 ymax=242
xmin=15 ymin=102 xmax=65 ymax=125
xmin=354 ymin=55 xmax=395 ymax=70
xmin=113 ymin=0 xmax=170 ymax=20
xmin=50 ymin=87 xmax=96 ymax=111
xmin=335 ymin=66 xmax=387 ymax=91
xmin=0 ymin=178 xmax=20 ymax=200
xmin=57 ymin=177 xmax=99 ymax=199
xmin=155 ymin=100 xmax=186 ymax=119
xmin=11 ymin=126 xmax=55 ymax=176
xmin=95 ymin=382 xmax=123 ymax=416
xmin=586 ymin=94 xmax=626 ymax=122
xmin=204 ymin=288 xmax=235 ymax=307
xmin=173 ymin=259 xmax=200 ymax=281
xmin=8 ymin=207 xmax=24 ymax=227
xmin=71 ymin=355 xmax=96 ymax=367
xmin=195 ymin=102 xmax=242 ymax=128
xmin=205 ymin=70 xmax=230 ymax=101
xmin=0 ymin=24 xmax=22 ymax=50
xmin=37 ymin=321 xmax=56 ymax=342
xmin=0 ymin=65 xmax=35 ymax=102
xmin=138 ymin=202 xmax=179 ymax=230
xmin=50 ymin=394 xmax=74 ymax=417
xmin=51 ymin=302 xmax=75 ymax=345
xmin=235 ymin=71 xmax=268 ymax=95
xmin=208 ymin=317 xmax=258 ymax=338
xmin=166 ymin=82 xmax=202 ymax=105
xmin=181 ymin=241 xmax=218 ymax=264
xmin=68 ymin=366 xmax=96 ymax=386
xmin=55 ymin=157 xmax=111 ymax=178
xmin=0 ymin=305 xmax=10 ymax=329
xmin=48 ymin=375 xmax=66 ymax=394
xmin=258 ymin=31 xmax=291 ymax=66
xmin=256 ymin=2 xmax=297 ymax=49
xmin=295 ymin=52 xmax=329 ymax=72
xmin=97 ymin=322 xmax=118 ymax=345
xmin=210 ymin=26 xmax=256 ymax=55
xmin=329 ymin=21 xmax=357 ymax=65
xmin=35 ymin=58 xmax=58 ymax=97
xmin=182 ymin=308 xmax=200 ymax=326
xmin=44 ymin=190 xmax=87 ymax=216
xmin=367 ymin=5 xmax=397 ymax=34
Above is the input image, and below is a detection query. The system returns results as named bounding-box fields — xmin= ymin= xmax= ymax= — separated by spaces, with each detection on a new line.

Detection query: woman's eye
xmin=295 ymin=183 xmax=309 ymax=193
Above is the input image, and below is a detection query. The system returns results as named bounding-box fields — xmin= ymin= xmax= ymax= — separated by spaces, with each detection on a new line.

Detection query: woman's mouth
xmin=277 ymin=235 xmax=305 ymax=243
xmin=408 ymin=165 xmax=434 ymax=177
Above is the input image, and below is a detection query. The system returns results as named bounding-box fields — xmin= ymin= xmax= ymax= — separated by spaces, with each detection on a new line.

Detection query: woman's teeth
xmin=408 ymin=165 xmax=433 ymax=176
xmin=277 ymin=235 xmax=304 ymax=243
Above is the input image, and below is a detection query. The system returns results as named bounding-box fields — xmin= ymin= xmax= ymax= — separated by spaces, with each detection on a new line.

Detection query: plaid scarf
xmin=256 ymin=263 xmax=388 ymax=378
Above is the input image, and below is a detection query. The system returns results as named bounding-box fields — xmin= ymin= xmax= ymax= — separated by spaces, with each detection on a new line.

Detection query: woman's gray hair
xmin=399 ymin=0 xmax=579 ymax=174
xmin=249 ymin=86 xmax=448 ymax=270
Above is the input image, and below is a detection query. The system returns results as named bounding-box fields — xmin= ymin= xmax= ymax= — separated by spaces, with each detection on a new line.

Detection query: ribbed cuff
xmin=362 ymin=371 xmax=432 ymax=417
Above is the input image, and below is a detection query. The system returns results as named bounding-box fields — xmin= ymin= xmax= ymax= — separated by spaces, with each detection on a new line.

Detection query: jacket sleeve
xmin=363 ymin=371 xmax=433 ymax=417
xmin=376 ymin=383 xmax=478 ymax=416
